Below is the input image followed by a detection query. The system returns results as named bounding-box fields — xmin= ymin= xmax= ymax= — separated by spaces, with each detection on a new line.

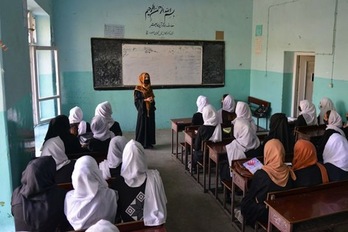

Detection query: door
xmin=293 ymin=55 xmax=315 ymax=116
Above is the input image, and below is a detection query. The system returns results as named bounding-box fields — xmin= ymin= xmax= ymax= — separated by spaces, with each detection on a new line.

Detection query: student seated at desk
xmin=88 ymin=115 xmax=115 ymax=152
xmin=316 ymin=110 xmax=346 ymax=161
xmin=11 ymin=156 xmax=72 ymax=231
xmin=64 ymin=155 xmax=118 ymax=230
xmin=262 ymin=113 xmax=294 ymax=154
xmin=43 ymin=115 xmax=85 ymax=154
xmin=112 ymin=140 xmax=167 ymax=226
xmin=318 ymin=97 xmax=335 ymax=125
xmin=99 ymin=135 xmax=128 ymax=179
xmin=221 ymin=117 xmax=261 ymax=181
xmin=322 ymin=132 xmax=348 ymax=181
xmin=192 ymin=104 xmax=222 ymax=173
xmin=240 ymin=139 xmax=295 ymax=227
xmin=234 ymin=101 xmax=257 ymax=133
xmin=68 ymin=106 xmax=93 ymax=145
xmin=292 ymin=139 xmax=329 ymax=188
xmin=41 ymin=136 xmax=76 ymax=183
xmin=191 ymin=95 xmax=209 ymax=126
xmin=217 ymin=94 xmax=236 ymax=124
xmin=86 ymin=219 xmax=120 ymax=232
xmin=295 ymin=100 xmax=317 ymax=127
xmin=95 ymin=101 xmax=123 ymax=136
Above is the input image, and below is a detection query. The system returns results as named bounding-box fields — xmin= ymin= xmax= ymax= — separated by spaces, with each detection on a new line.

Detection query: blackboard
xmin=91 ymin=38 xmax=225 ymax=90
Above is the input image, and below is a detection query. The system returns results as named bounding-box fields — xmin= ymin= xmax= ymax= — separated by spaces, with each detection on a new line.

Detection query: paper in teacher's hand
xmin=242 ymin=157 xmax=263 ymax=174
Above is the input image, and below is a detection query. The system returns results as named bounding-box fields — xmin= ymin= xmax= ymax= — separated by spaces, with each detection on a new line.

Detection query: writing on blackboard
xmin=122 ymin=44 xmax=202 ymax=86
xmin=145 ymin=4 xmax=176 ymax=37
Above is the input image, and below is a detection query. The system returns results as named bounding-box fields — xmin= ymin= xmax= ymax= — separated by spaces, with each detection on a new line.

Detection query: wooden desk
xmin=207 ymin=139 xmax=232 ymax=199
xmin=265 ymin=181 xmax=348 ymax=232
xmin=170 ymin=118 xmax=192 ymax=159
xmin=184 ymin=129 xmax=197 ymax=175
xmin=294 ymin=124 xmax=326 ymax=143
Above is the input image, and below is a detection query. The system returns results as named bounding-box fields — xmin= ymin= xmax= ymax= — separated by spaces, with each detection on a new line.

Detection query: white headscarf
xmin=69 ymin=106 xmax=83 ymax=124
xmin=217 ymin=94 xmax=235 ymax=124
xmin=226 ymin=118 xmax=260 ymax=170
xmin=299 ymin=100 xmax=317 ymax=125
xmin=121 ymin=140 xmax=148 ymax=187
xmin=41 ymin=136 xmax=70 ymax=170
xmin=99 ymin=136 xmax=128 ymax=179
xmin=319 ymin=97 xmax=335 ymax=125
xmin=91 ymin=115 xmax=115 ymax=141
xmin=196 ymin=95 xmax=209 ymax=113
xmin=323 ymin=133 xmax=348 ymax=171
xmin=233 ymin=101 xmax=257 ymax=133
xmin=222 ymin=95 xmax=235 ymax=113
xmin=121 ymin=140 xmax=167 ymax=226
xmin=326 ymin=110 xmax=345 ymax=137
xmin=202 ymin=104 xmax=222 ymax=142
xmin=86 ymin=219 xmax=120 ymax=232
xmin=95 ymin=101 xmax=115 ymax=129
xmin=78 ymin=121 xmax=88 ymax=135
xmin=64 ymin=156 xmax=117 ymax=230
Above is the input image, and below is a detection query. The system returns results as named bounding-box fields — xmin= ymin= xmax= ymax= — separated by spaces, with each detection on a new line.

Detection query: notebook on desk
xmin=243 ymin=157 xmax=263 ymax=174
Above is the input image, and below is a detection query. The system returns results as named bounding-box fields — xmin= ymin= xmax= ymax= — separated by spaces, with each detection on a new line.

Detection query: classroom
xmin=1 ymin=0 xmax=348 ymax=231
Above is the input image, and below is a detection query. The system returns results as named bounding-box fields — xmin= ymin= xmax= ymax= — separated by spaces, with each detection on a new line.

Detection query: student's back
xmin=292 ymin=139 xmax=329 ymax=188
xmin=241 ymin=139 xmax=295 ymax=227
xmin=191 ymin=95 xmax=209 ymax=126
xmin=11 ymin=156 xmax=72 ymax=231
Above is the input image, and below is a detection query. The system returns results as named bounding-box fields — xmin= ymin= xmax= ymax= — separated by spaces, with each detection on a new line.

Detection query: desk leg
xmin=175 ymin=130 xmax=179 ymax=159
xmin=215 ymin=160 xmax=219 ymax=199
xmin=231 ymin=181 xmax=236 ymax=222
xmin=185 ymin=142 xmax=189 ymax=171
xmin=208 ymin=158 xmax=212 ymax=193
xmin=190 ymin=145 xmax=194 ymax=176
xmin=171 ymin=128 xmax=174 ymax=155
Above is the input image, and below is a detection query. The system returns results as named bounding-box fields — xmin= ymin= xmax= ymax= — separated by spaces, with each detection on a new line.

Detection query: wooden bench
xmin=263 ymin=180 xmax=348 ymax=232
xmin=247 ymin=96 xmax=271 ymax=131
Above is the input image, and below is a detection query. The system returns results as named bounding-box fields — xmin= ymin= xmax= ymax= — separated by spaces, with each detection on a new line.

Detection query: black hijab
xmin=263 ymin=113 xmax=294 ymax=153
xmin=44 ymin=115 xmax=83 ymax=154
xmin=11 ymin=156 xmax=69 ymax=231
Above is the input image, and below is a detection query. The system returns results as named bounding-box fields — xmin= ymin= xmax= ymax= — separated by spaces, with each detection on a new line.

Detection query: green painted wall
xmin=53 ymin=0 xmax=253 ymax=131
xmin=250 ymin=0 xmax=348 ymax=120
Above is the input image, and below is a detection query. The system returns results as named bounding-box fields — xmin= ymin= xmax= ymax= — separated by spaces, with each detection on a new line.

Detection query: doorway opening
xmin=292 ymin=53 xmax=315 ymax=116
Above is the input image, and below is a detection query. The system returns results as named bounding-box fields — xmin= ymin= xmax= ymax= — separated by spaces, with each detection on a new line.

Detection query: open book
xmin=242 ymin=157 xmax=263 ymax=174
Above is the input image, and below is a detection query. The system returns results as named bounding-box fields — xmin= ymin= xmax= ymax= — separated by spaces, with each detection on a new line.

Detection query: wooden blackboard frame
xmin=91 ymin=38 xmax=225 ymax=90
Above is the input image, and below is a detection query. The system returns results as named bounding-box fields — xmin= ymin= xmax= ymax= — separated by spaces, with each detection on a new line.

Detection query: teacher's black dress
xmin=134 ymin=90 xmax=156 ymax=148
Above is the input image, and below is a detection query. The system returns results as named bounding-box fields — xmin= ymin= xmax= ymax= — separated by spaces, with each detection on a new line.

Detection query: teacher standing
xmin=134 ymin=72 xmax=156 ymax=149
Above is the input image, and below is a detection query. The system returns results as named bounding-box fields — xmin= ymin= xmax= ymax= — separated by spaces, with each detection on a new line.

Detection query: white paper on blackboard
xmin=122 ymin=44 xmax=202 ymax=85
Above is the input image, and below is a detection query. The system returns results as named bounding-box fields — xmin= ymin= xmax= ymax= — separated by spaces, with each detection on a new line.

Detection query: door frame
xmin=291 ymin=52 xmax=315 ymax=117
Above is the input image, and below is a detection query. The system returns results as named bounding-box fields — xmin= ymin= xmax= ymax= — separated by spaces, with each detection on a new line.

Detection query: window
xmin=30 ymin=46 xmax=61 ymax=125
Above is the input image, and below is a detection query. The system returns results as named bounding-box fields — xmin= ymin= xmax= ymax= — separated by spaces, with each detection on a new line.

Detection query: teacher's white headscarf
xmin=64 ymin=156 xmax=117 ymax=230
